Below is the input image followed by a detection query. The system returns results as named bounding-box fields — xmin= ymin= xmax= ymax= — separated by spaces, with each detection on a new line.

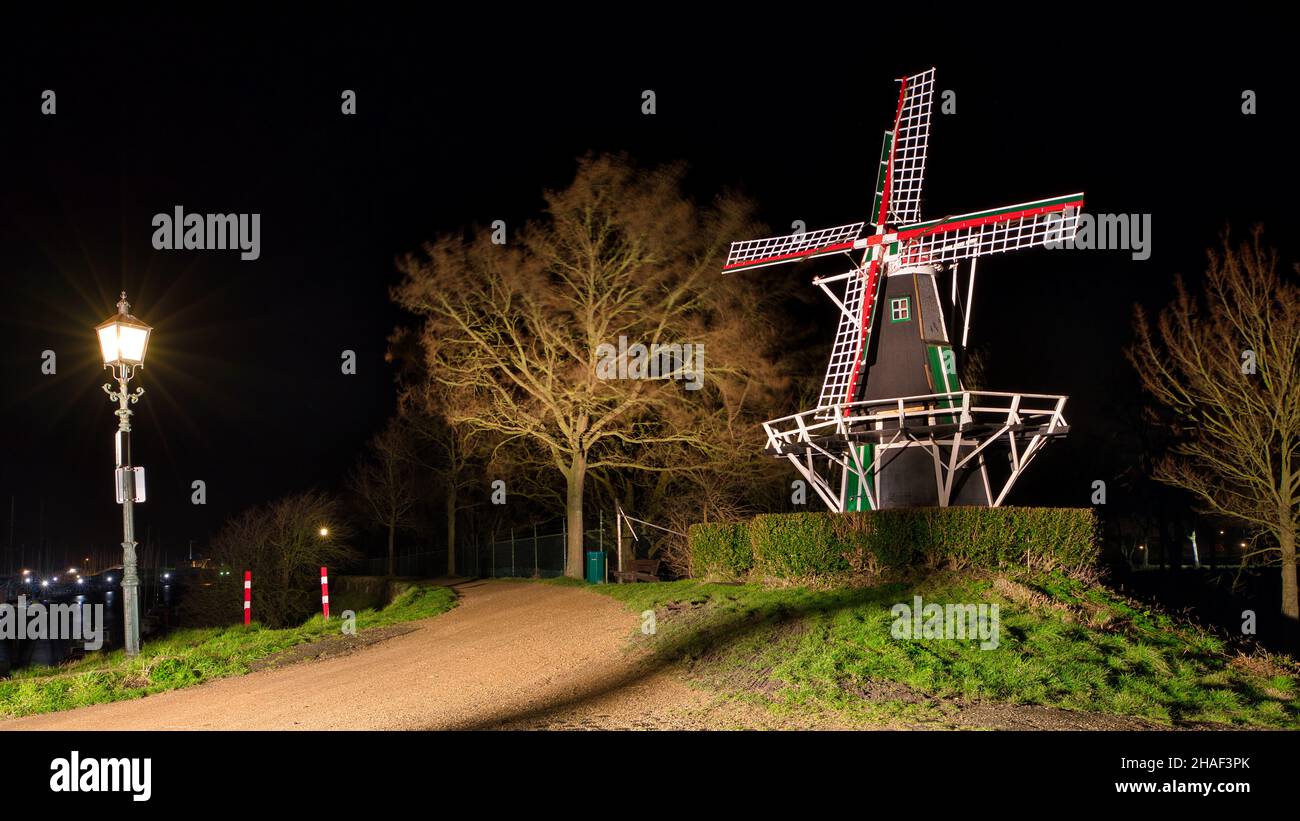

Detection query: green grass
xmin=583 ymin=572 xmax=1300 ymax=728
xmin=0 ymin=584 xmax=457 ymax=719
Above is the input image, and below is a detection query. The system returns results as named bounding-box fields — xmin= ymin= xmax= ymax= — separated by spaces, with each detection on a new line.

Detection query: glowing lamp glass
xmin=97 ymin=318 xmax=152 ymax=367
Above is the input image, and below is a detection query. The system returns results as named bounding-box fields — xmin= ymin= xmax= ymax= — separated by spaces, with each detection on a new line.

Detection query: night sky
xmin=1 ymin=14 xmax=1295 ymax=568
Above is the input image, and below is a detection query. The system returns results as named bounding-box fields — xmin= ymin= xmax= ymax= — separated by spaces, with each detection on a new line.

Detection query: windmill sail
xmin=882 ymin=68 xmax=935 ymax=227
xmin=723 ymin=221 xmax=865 ymax=272
xmin=891 ymin=194 xmax=1084 ymax=266
xmin=816 ymin=266 xmax=870 ymax=411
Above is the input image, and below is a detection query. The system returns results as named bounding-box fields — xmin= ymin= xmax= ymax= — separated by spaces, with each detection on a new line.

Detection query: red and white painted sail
xmin=723 ymin=221 xmax=865 ymax=272
xmin=884 ymin=68 xmax=934 ymax=227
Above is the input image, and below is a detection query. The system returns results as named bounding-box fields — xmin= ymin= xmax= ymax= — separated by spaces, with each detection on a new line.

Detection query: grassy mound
xmin=0 ymin=584 xmax=457 ymax=719
xmin=590 ymin=572 xmax=1299 ymax=728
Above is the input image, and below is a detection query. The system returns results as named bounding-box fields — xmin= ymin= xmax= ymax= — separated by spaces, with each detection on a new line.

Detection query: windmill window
xmin=889 ymin=296 xmax=911 ymax=323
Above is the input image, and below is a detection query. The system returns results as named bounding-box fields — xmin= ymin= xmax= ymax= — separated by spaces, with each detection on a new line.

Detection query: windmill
xmin=724 ymin=67 xmax=1083 ymax=512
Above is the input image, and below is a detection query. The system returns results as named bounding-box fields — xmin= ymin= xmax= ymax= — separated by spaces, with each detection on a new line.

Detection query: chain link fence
xmin=363 ymin=517 xmax=621 ymax=579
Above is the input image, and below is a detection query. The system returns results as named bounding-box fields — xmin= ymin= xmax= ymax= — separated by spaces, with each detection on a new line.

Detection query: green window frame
xmin=889 ymin=296 xmax=911 ymax=323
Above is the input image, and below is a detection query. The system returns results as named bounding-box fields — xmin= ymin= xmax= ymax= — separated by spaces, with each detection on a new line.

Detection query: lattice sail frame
xmin=723 ymin=222 xmax=865 ymax=272
xmin=814 ymin=266 xmax=870 ymax=410
xmin=891 ymin=196 xmax=1084 ymax=266
xmin=882 ymin=67 xmax=934 ymax=227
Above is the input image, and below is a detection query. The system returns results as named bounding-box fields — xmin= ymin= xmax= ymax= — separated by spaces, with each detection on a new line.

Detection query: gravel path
xmin=0 ymin=580 xmax=1162 ymax=731
xmin=0 ymin=580 xmax=765 ymax=731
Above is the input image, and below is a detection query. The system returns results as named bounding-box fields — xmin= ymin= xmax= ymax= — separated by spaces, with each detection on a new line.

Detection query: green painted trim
xmin=870 ymin=132 xmax=892 ymax=223
xmin=889 ymin=296 xmax=911 ymax=323
xmin=936 ymin=345 xmax=959 ymax=393
xmin=845 ymin=444 xmax=874 ymax=511
xmin=927 ymin=345 xmax=959 ymax=425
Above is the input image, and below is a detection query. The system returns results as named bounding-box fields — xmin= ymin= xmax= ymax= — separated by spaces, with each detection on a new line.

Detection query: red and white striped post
xmin=320 ymin=566 xmax=330 ymax=620
xmin=243 ymin=570 xmax=252 ymax=626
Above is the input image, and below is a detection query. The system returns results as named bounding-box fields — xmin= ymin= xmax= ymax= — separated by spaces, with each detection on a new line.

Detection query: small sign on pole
xmin=320 ymin=567 xmax=330 ymax=620
xmin=114 ymin=467 xmax=146 ymax=503
xmin=243 ymin=570 xmax=252 ymax=626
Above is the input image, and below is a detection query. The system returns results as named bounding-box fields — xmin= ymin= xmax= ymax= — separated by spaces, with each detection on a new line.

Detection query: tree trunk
xmin=387 ymin=522 xmax=396 ymax=577
xmin=564 ymin=454 xmax=586 ymax=579
xmin=1279 ymin=523 xmax=1298 ymax=647
xmin=445 ymin=485 xmax=457 ymax=577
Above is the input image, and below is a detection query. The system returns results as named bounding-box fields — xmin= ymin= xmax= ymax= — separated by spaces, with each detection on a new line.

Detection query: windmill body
xmin=724 ymin=68 xmax=1083 ymax=512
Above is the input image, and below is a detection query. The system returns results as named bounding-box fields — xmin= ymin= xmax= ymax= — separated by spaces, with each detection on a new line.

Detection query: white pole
xmin=961 ymin=256 xmax=978 ymax=349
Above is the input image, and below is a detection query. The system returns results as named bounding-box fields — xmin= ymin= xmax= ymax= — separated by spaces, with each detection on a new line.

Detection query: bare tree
xmin=1128 ymin=228 xmax=1300 ymax=638
xmin=349 ymin=419 xmax=422 ymax=576
xmin=206 ymin=491 xmax=358 ymax=627
xmin=404 ymin=402 xmax=487 ymax=578
xmin=393 ymin=154 xmax=788 ymax=577
xmin=959 ymin=344 xmax=991 ymax=391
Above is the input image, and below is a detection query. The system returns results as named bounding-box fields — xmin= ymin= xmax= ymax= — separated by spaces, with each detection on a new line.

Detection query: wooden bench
xmin=611 ymin=558 xmax=662 ymax=583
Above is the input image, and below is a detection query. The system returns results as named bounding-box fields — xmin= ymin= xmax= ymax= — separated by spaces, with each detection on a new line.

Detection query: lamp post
xmin=95 ymin=292 xmax=152 ymax=657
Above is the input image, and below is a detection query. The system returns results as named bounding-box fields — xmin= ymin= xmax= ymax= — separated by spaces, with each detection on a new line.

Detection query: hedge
xmin=688 ymin=507 xmax=1098 ymax=582
xmin=687 ymin=521 xmax=752 ymax=580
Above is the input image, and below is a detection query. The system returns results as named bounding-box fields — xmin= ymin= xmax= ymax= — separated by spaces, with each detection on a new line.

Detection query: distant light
xmin=319 ymin=527 xmax=330 ymax=537
xmin=163 ymin=572 xmax=171 ymax=579
xmin=1240 ymin=542 xmax=1247 ymax=548
xmin=107 ymin=576 xmax=114 ymax=583
xmin=41 ymin=580 xmax=49 ymax=587
xmin=1219 ymin=530 xmax=1225 ymax=535
xmin=68 ymin=567 xmax=78 ymax=574
xmin=77 ymin=578 xmax=85 ymax=585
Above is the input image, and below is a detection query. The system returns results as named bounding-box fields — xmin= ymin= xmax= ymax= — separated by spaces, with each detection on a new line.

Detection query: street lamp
xmin=96 ymin=291 xmax=152 ymax=657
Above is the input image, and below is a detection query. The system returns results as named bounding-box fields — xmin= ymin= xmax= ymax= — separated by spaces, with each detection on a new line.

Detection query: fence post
xmin=243 ymin=570 xmax=251 ymax=626
xmin=616 ymin=508 xmax=623 ymax=583
xmin=320 ymin=566 xmax=330 ymax=620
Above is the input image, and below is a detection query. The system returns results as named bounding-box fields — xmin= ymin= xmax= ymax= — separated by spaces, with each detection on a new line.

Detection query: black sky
xmin=1 ymin=12 xmax=1295 ymax=567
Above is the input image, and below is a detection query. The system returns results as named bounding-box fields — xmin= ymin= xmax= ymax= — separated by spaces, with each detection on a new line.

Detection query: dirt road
xmin=0 ymin=580 xmax=768 ymax=731
xmin=0 ymin=580 xmax=1158 ymax=731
